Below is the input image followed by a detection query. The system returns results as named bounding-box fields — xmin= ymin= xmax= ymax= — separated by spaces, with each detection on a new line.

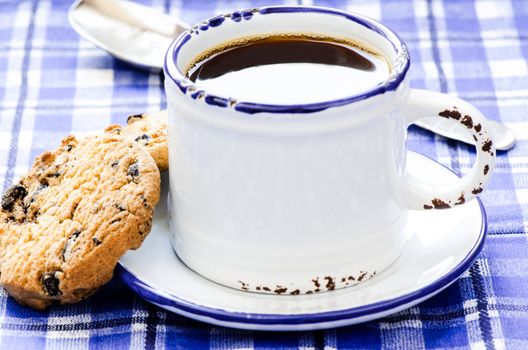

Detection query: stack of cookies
xmin=0 ymin=111 xmax=168 ymax=309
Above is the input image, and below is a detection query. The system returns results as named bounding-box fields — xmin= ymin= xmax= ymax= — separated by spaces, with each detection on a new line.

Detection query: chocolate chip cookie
xmin=0 ymin=134 xmax=160 ymax=309
xmin=105 ymin=110 xmax=168 ymax=171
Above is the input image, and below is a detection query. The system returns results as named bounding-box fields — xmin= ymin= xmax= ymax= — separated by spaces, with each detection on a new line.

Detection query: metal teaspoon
xmin=68 ymin=0 xmax=187 ymax=69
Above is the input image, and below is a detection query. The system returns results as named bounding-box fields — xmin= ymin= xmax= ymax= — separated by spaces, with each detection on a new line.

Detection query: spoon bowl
xmin=68 ymin=0 xmax=187 ymax=69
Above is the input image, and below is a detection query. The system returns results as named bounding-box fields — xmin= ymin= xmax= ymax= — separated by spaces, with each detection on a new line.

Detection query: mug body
xmin=164 ymin=6 xmax=411 ymax=294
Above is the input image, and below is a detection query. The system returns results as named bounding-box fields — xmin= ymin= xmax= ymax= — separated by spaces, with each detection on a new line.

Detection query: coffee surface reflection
xmin=187 ymin=35 xmax=391 ymax=104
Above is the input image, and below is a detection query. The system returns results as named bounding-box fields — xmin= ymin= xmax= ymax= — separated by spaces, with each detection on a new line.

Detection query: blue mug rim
xmin=164 ymin=5 xmax=410 ymax=115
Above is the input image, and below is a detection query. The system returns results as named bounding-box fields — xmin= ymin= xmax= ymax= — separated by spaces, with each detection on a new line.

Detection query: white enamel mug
xmin=164 ymin=6 xmax=495 ymax=295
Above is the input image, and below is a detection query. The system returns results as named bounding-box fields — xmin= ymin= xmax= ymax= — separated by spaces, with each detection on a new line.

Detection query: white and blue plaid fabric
xmin=1 ymin=0 xmax=527 ymax=348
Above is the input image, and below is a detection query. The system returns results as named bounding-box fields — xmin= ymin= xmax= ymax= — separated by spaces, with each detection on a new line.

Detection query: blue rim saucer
xmin=118 ymin=151 xmax=486 ymax=331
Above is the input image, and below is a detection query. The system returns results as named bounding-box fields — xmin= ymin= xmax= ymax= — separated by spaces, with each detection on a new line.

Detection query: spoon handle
xmin=414 ymin=117 xmax=516 ymax=150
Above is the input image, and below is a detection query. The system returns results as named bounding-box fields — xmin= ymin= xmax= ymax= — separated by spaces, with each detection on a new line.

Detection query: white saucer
xmin=118 ymin=151 xmax=486 ymax=331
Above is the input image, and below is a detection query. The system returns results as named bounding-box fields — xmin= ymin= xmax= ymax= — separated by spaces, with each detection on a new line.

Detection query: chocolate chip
xmin=127 ymin=161 xmax=140 ymax=181
xmin=22 ymin=201 xmax=31 ymax=215
xmin=34 ymin=182 xmax=49 ymax=195
xmin=290 ymin=289 xmax=300 ymax=295
xmin=92 ymin=237 xmax=102 ymax=246
xmin=484 ymin=165 xmax=489 ymax=175
xmin=115 ymin=203 xmax=126 ymax=211
xmin=140 ymin=195 xmax=149 ymax=208
xmin=41 ymin=271 xmax=62 ymax=296
xmin=127 ymin=113 xmax=144 ymax=124
xmin=2 ymin=184 xmax=27 ymax=211
xmin=474 ymin=124 xmax=482 ymax=132
xmin=423 ymin=204 xmax=433 ymax=210
xmin=66 ymin=144 xmax=74 ymax=152
xmin=62 ymin=230 xmax=81 ymax=261
xmin=71 ymin=230 xmax=81 ymax=238
xmin=262 ymin=287 xmax=271 ymax=292
xmin=312 ymin=278 xmax=320 ymax=288
xmin=134 ymin=134 xmax=151 ymax=143
xmin=110 ymin=218 xmax=121 ymax=224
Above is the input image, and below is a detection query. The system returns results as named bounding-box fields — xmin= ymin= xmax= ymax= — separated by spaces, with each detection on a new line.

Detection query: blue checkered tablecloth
xmin=0 ymin=0 xmax=527 ymax=348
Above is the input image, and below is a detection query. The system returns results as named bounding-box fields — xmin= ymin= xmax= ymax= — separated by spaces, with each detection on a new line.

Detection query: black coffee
xmin=186 ymin=35 xmax=390 ymax=104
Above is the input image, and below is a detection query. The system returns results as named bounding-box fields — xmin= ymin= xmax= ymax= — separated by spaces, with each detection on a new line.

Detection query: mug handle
xmin=404 ymin=89 xmax=496 ymax=210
